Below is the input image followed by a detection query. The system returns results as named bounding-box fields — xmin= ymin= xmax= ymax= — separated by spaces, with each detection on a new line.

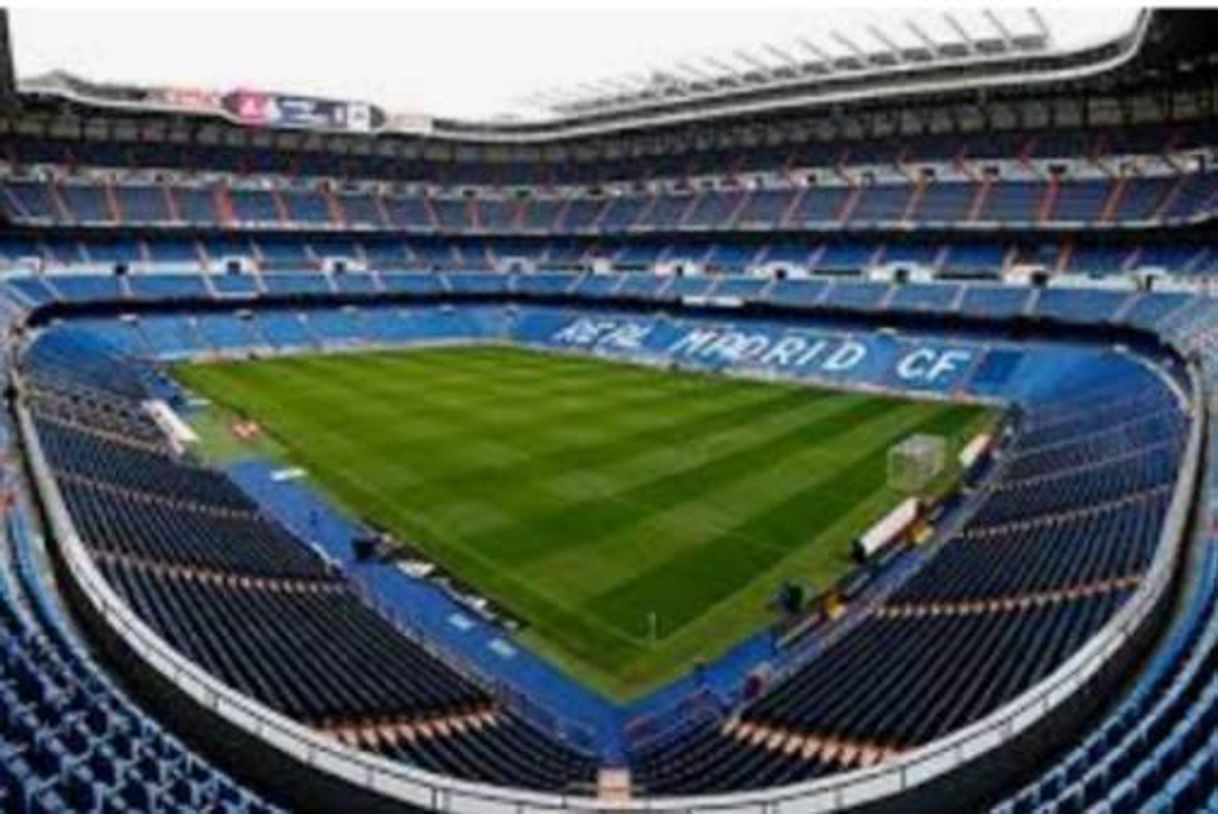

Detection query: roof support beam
xmin=703 ymin=56 xmax=745 ymax=84
xmin=983 ymin=10 xmax=1015 ymax=52
xmin=763 ymin=43 xmax=800 ymax=69
xmin=795 ymin=37 xmax=837 ymax=72
xmin=832 ymin=30 xmax=872 ymax=64
xmin=868 ymin=25 xmax=905 ymax=62
xmin=675 ymin=62 xmax=716 ymax=83
xmin=1027 ymin=9 xmax=1053 ymax=45
xmin=905 ymin=19 xmax=941 ymax=56
xmin=734 ymin=49 xmax=773 ymax=75
xmin=944 ymin=12 xmax=976 ymax=53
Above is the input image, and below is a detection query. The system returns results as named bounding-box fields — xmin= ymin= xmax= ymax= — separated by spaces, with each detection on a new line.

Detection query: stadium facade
xmin=0 ymin=8 xmax=1217 ymax=814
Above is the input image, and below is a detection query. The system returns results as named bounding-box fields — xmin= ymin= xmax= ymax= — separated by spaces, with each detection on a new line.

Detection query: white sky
xmin=8 ymin=3 xmax=1143 ymax=121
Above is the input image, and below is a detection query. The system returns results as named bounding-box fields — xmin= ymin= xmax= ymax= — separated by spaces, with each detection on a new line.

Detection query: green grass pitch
xmin=175 ymin=345 xmax=995 ymax=700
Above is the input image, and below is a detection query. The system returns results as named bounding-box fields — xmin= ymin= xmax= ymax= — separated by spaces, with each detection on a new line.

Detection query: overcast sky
xmin=9 ymin=4 xmax=1143 ymax=121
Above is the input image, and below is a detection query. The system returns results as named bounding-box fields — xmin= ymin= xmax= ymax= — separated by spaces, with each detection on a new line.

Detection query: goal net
xmin=888 ymin=434 xmax=947 ymax=493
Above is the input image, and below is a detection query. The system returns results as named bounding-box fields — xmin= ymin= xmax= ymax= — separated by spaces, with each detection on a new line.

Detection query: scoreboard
xmin=221 ymin=89 xmax=379 ymax=133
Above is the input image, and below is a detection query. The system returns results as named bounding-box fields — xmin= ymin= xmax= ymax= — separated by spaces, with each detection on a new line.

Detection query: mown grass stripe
xmin=585 ymin=404 xmax=983 ymax=637
xmin=467 ymin=395 xmax=901 ymax=565
xmin=524 ymin=399 xmax=942 ymax=601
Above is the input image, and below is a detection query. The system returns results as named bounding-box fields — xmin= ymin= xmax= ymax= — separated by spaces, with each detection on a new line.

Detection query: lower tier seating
xmin=13 ymin=302 xmax=1193 ymax=800
xmin=634 ymin=383 xmax=1183 ymax=795
xmin=21 ymin=337 xmax=600 ymax=793
xmin=0 ymin=477 xmax=282 ymax=814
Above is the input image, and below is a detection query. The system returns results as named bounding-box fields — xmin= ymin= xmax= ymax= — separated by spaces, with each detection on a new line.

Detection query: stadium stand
xmin=0 ymin=7 xmax=1217 ymax=814
xmin=21 ymin=333 xmax=600 ymax=793
xmin=0 ymin=343 xmax=283 ymax=812
xmin=6 ymin=293 xmax=1197 ymax=805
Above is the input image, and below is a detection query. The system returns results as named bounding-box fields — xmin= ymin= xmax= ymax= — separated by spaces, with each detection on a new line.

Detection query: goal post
xmin=887 ymin=434 xmax=947 ymax=494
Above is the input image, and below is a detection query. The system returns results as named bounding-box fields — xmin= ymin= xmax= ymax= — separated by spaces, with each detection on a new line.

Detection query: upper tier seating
xmin=6 ymin=230 xmax=1218 ymax=279
xmin=2 ymin=169 xmax=1214 ymax=236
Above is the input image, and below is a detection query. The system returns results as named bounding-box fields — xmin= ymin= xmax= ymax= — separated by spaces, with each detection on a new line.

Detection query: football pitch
xmin=175 ymin=345 xmax=994 ymax=700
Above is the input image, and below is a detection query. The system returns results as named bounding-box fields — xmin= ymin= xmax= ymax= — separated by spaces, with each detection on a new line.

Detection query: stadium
xmin=0 ymin=5 xmax=1216 ymax=813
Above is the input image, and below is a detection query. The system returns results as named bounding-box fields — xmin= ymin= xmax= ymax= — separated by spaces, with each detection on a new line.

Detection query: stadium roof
xmin=11 ymin=5 xmax=1142 ymax=126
